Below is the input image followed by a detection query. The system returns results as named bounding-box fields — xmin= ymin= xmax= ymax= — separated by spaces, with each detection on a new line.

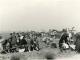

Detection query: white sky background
xmin=0 ymin=0 xmax=80 ymax=32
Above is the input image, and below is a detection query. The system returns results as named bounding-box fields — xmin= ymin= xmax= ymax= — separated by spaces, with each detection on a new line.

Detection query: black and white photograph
xmin=0 ymin=0 xmax=80 ymax=60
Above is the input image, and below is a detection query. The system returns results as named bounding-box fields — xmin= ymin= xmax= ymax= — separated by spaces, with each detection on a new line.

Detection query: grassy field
xmin=0 ymin=47 xmax=77 ymax=60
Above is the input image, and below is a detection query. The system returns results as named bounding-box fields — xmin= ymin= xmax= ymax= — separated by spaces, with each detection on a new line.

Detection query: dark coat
xmin=59 ymin=33 xmax=69 ymax=48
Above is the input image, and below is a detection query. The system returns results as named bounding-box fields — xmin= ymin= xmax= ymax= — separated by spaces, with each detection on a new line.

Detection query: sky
xmin=0 ymin=0 xmax=80 ymax=32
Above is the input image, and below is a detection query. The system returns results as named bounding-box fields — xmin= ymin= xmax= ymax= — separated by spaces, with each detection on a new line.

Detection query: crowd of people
xmin=0 ymin=29 xmax=76 ymax=54
xmin=0 ymin=30 xmax=57 ymax=54
xmin=1 ymin=32 xmax=42 ymax=53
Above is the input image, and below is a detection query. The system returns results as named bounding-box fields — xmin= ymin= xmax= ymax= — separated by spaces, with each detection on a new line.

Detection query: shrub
xmin=44 ymin=52 xmax=55 ymax=60
xmin=74 ymin=33 xmax=80 ymax=53
xmin=50 ymin=43 xmax=57 ymax=48
xmin=10 ymin=55 xmax=20 ymax=60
